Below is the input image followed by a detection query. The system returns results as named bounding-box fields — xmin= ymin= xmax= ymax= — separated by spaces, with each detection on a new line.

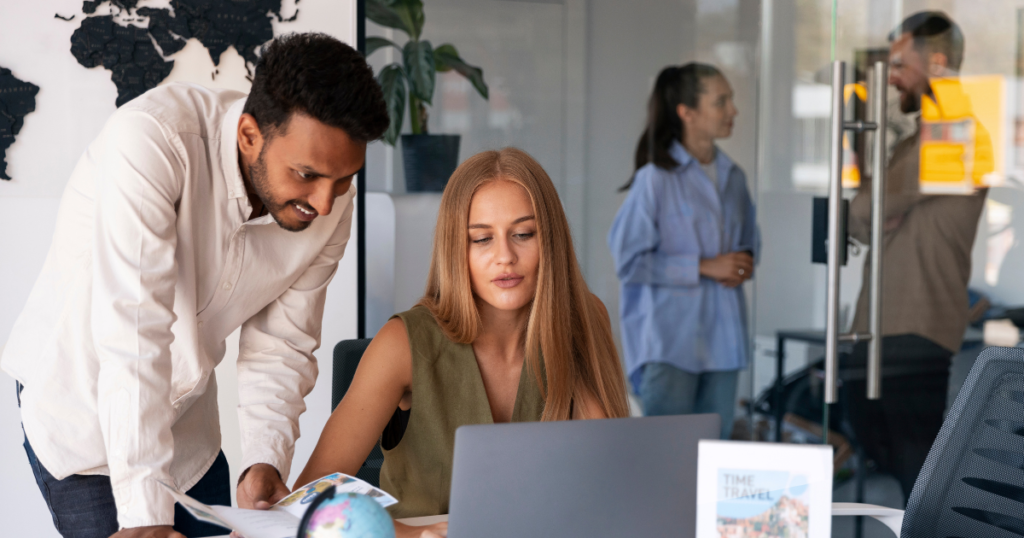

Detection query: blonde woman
xmin=295 ymin=148 xmax=630 ymax=537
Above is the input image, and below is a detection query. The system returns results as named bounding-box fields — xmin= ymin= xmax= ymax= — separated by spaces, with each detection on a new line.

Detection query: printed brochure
xmin=160 ymin=472 xmax=397 ymax=538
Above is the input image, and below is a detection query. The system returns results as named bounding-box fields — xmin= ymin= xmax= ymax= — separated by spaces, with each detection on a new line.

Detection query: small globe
xmin=300 ymin=491 xmax=395 ymax=538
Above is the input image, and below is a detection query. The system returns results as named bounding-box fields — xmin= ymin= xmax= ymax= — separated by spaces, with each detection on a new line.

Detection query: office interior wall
xmin=0 ymin=0 xmax=358 ymax=530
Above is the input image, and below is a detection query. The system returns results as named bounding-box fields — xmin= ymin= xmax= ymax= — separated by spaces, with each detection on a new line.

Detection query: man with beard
xmin=846 ymin=11 xmax=991 ymax=501
xmin=2 ymin=33 xmax=389 ymax=538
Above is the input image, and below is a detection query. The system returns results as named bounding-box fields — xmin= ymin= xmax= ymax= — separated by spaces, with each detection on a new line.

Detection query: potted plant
xmin=366 ymin=0 xmax=490 ymax=192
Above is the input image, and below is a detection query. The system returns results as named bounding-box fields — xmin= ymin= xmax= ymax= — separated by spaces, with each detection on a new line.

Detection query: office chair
xmin=331 ymin=338 xmax=384 ymax=487
xmin=834 ymin=346 xmax=1024 ymax=536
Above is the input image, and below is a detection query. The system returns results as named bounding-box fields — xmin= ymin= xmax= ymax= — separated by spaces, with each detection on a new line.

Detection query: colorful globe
xmin=299 ymin=491 xmax=395 ymax=538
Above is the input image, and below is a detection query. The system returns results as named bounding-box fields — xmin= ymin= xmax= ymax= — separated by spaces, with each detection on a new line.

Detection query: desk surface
xmin=397 ymin=514 xmax=448 ymax=526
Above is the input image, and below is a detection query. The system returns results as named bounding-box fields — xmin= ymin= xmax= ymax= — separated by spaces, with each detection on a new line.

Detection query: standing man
xmin=847 ymin=11 xmax=990 ymax=501
xmin=2 ymin=33 xmax=389 ymax=538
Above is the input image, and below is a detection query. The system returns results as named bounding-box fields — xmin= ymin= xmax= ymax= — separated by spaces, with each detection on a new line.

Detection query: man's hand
xmin=699 ymin=252 xmax=754 ymax=288
xmin=108 ymin=525 xmax=184 ymax=538
xmin=237 ymin=463 xmax=289 ymax=510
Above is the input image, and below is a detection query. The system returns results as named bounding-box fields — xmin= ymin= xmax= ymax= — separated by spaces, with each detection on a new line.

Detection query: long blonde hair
xmin=419 ymin=147 xmax=630 ymax=421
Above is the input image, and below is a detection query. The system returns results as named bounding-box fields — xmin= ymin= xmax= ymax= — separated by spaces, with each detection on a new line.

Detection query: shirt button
xmin=223 ymin=282 xmax=232 ymax=291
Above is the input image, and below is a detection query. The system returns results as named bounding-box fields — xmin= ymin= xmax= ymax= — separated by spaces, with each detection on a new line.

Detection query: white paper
xmin=159 ymin=473 xmax=397 ymax=538
xmin=695 ymin=441 xmax=833 ymax=538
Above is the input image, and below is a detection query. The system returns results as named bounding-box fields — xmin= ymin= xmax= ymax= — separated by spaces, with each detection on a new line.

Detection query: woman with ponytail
xmin=609 ymin=63 xmax=757 ymax=439
xmin=297 ymin=148 xmax=629 ymax=537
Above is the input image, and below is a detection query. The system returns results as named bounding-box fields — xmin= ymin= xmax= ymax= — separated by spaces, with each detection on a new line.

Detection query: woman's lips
xmin=492 ymin=273 xmax=524 ymax=289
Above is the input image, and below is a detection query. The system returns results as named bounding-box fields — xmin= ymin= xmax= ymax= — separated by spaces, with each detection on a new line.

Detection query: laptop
xmin=447 ymin=414 xmax=720 ymax=538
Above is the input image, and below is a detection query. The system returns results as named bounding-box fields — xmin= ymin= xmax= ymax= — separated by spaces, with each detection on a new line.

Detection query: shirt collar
xmin=220 ymin=97 xmax=248 ymax=200
xmin=670 ymin=139 xmax=736 ymax=173
xmin=669 ymin=139 xmax=693 ymax=168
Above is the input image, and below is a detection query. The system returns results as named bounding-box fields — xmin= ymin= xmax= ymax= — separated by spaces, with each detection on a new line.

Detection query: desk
xmin=397 ymin=514 xmax=448 ymax=526
xmin=770 ymin=328 xmax=983 ymax=442
xmin=771 ymin=330 xmax=832 ymax=442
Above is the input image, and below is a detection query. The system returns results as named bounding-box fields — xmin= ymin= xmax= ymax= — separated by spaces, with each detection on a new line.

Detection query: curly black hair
xmin=243 ymin=33 xmax=389 ymax=142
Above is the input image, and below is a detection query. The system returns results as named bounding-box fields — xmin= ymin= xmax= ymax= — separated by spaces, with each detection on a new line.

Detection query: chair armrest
xmin=832 ymin=502 xmax=904 ymax=536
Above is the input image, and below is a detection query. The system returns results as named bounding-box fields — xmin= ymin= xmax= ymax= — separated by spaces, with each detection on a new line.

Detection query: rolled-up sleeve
xmin=608 ymin=168 xmax=700 ymax=287
xmin=236 ymin=193 xmax=354 ymax=482
xmin=91 ymin=111 xmax=184 ymax=528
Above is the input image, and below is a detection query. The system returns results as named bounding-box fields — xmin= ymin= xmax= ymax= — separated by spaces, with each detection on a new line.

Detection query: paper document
xmin=160 ymin=473 xmax=397 ymax=538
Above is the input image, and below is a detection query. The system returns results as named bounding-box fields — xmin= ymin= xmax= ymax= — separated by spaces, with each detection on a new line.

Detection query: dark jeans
xmin=638 ymin=362 xmax=739 ymax=439
xmin=841 ymin=335 xmax=952 ymax=501
xmin=17 ymin=383 xmax=231 ymax=538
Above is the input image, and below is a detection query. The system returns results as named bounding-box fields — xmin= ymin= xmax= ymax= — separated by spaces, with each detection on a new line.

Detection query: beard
xmin=898 ymin=90 xmax=921 ymax=114
xmin=248 ymin=148 xmax=310 ymax=233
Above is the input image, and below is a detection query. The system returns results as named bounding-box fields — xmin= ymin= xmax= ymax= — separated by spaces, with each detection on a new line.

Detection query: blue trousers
xmin=18 ymin=383 xmax=231 ymax=538
xmin=638 ymin=363 xmax=739 ymax=439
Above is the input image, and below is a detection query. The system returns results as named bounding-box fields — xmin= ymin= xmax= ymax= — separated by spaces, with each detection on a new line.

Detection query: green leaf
xmin=366 ymin=36 xmax=401 ymax=57
xmin=433 ymin=43 xmax=459 ymax=72
xmin=366 ymin=0 xmax=411 ymax=37
xmin=376 ymin=64 xmax=407 ymax=145
xmin=433 ymin=43 xmax=489 ymax=100
xmin=390 ymin=0 xmax=425 ymax=41
xmin=403 ymin=39 xmax=435 ymax=104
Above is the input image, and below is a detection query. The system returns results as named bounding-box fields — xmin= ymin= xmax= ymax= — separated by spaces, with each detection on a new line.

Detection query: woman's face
xmin=679 ymin=74 xmax=737 ymax=141
xmin=466 ymin=179 xmax=540 ymax=314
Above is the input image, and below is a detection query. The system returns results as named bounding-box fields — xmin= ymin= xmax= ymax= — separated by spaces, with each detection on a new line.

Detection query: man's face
xmin=240 ymin=112 xmax=366 ymax=232
xmin=889 ymin=33 xmax=932 ymax=114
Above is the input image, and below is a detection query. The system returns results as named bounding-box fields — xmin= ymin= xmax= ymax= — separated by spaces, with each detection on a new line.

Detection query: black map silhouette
xmin=0 ymin=68 xmax=39 ymax=180
xmin=70 ymin=0 xmax=294 ymax=107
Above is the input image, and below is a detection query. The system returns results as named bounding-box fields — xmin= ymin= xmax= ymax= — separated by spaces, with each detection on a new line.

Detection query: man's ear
xmin=237 ymin=113 xmax=264 ymax=160
xmin=928 ymin=52 xmax=949 ymax=77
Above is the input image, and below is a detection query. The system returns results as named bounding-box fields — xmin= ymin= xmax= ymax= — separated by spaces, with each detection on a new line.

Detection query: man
xmin=2 ymin=33 xmax=389 ymax=538
xmin=846 ymin=11 xmax=990 ymax=500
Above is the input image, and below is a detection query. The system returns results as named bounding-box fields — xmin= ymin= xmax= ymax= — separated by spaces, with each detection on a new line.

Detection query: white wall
xmin=0 ymin=0 xmax=358 ymax=531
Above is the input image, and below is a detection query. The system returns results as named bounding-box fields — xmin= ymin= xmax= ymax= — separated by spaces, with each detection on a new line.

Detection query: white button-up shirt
xmin=1 ymin=83 xmax=354 ymax=528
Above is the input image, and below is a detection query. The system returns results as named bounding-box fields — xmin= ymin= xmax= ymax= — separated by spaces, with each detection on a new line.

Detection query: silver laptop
xmin=448 ymin=414 xmax=720 ymax=538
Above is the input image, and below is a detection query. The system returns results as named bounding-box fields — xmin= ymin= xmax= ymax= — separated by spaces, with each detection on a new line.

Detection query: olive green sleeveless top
xmin=380 ymin=305 xmax=545 ymax=518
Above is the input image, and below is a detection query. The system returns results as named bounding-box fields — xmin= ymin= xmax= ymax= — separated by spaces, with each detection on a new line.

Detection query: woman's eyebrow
xmin=468 ymin=215 xmax=535 ymax=229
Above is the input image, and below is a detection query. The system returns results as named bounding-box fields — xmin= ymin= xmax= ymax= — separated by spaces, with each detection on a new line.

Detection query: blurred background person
xmin=846 ymin=10 xmax=990 ymax=501
xmin=609 ymin=63 xmax=757 ymax=439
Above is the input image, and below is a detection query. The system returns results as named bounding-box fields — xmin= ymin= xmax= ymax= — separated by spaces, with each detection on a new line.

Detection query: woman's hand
xmin=395 ymin=521 xmax=448 ymax=538
xmin=699 ymin=252 xmax=753 ymax=288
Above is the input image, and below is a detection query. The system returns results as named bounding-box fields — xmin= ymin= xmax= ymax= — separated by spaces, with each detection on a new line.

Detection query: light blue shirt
xmin=608 ymin=141 xmax=758 ymax=390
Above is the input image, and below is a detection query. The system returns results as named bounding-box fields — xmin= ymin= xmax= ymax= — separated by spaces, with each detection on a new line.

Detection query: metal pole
xmin=825 ymin=61 xmax=845 ymax=405
xmin=867 ymin=61 xmax=889 ymax=400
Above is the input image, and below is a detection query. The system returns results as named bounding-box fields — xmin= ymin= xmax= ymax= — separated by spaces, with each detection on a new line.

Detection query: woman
xmin=296 ymin=148 xmax=630 ymax=537
xmin=608 ymin=63 xmax=757 ymax=440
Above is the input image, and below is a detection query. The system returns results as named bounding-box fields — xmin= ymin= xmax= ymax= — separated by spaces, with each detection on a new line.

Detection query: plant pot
xmin=401 ymin=134 xmax=460 ymax=192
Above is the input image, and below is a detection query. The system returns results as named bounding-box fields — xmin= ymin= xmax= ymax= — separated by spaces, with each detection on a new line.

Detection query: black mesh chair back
xmin=331 ymin=338 xmax=384 ymax=487
xmin=901 ymin=346 xmax=1024 ymax=537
